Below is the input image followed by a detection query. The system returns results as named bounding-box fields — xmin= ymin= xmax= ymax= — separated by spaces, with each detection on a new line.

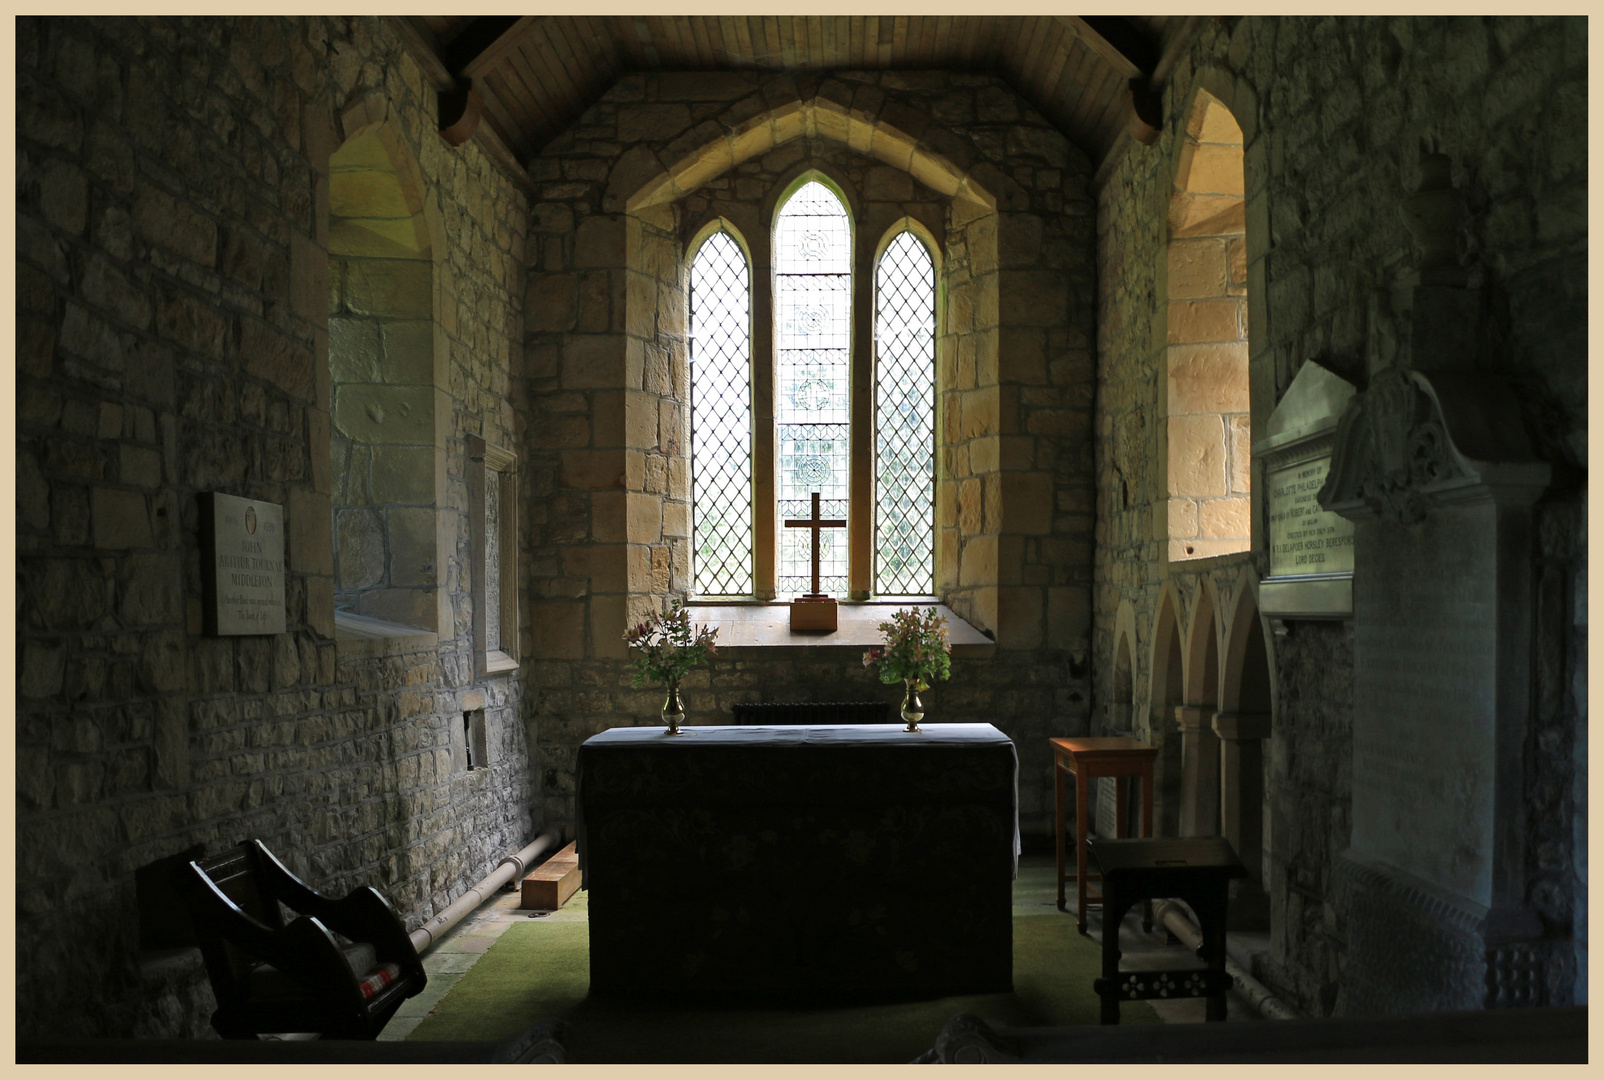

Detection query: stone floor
xmin=379 ymin=853 xmax=1262 ymax=1040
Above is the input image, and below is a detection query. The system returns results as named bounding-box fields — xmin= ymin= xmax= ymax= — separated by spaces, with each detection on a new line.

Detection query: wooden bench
xmin=521 ymin=841 xmax=580 ymax=910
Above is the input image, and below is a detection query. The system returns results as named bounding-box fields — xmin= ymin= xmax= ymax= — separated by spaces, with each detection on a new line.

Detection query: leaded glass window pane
xmin=775 ymin=181 xmax=850 ymax=597
xmin=690 ymin=230 xmax=753 ymax=595
xmin=874 ymin=231 xmax=936 ymax=595
xmin=485 ymin=468 xmax=501 ymax=650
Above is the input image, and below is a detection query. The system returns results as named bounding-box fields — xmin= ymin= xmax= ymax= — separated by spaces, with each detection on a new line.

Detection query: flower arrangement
xmin=622 ymin=601 xmax=718 ymax=688
xmin=862 ymin=606 xmax=952 ymax=692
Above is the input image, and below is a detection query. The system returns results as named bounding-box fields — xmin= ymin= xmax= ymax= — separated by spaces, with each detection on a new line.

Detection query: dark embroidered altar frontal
xmin=577 ymin=723 xmax=1019 ymax=999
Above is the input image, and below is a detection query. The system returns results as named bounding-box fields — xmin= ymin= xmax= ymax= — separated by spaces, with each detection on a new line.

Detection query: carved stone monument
xmin=1322 ymin=364 xmax=1550 ymax=1010
xmin=200 ymin=492 xmax=287 ymax=636
xmin=1318 ymin=149 xmax=1558 ymax=1012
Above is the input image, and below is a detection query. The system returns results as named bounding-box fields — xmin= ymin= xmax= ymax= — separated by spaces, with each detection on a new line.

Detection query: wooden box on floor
xmin=521 ymin=842 xmax=580 ymax=910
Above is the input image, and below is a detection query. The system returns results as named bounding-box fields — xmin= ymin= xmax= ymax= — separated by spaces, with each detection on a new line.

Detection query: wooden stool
xmin=1051 ymin=736 xmax=1158 ymax=933
xmin=1088 ymin=836 xmax=1246 ymax=1024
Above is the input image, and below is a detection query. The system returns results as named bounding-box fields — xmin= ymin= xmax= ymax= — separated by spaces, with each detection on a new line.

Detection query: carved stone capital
xmin=1174 ymin=704 xmax=1212 ymax=732
xmin=1211 ymin=709 xmax=1271 ymax=741
xmin=1320 ymin=366 xmax=1550 ymax=525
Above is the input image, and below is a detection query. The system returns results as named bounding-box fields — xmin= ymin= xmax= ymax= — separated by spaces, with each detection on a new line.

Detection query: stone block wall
xmin=1093 ymin=15 xmax=1586 ymax=1015
xmin=520 ymin=70 xmax=1100 ymax=838
xmin=15 ymin=15 xmax=532 ymax=1038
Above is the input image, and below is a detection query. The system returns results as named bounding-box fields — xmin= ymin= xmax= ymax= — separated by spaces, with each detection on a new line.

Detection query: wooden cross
xmin=783 ymin=492 xmax=845 ymax=598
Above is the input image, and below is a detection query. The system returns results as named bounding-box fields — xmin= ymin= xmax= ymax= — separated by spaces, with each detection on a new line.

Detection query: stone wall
xmin=519 ymin=70 xmax=1100 ymax=839
xmin=15 ymin=15 xmax=532 ymax=1038
xmin=1092 ymin=15 xmax=1586 ymax=1015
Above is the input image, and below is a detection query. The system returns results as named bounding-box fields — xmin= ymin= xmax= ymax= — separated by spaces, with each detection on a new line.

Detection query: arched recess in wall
xmin=325 ymin=114 xmax=449 ymax=639
xmin=1218 ymin=570 xmax=1275 ymax=908
xmin=1147 ymin=583 xmax=1187 ymax=836
xmin=615 ymin=97 xmax=1001 ymax=638
xmin=1165 ymin=90 xmax=1251 ymax=563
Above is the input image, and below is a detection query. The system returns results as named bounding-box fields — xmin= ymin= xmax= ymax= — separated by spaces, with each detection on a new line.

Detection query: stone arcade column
xmin=1212 ymin=709 xmax=1270 ymax=877
xmin=1214 ymin=708 xmax=1272 ymax=928
xmin=1321 ymin=362 xmax=1551 ymax=1011
xmin=1176 ymin=704 xmax=1220 ymax=837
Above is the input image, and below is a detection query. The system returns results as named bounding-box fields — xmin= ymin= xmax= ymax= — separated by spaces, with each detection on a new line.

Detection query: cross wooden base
xmin=789 ymin=595 xmax=838 ymax=631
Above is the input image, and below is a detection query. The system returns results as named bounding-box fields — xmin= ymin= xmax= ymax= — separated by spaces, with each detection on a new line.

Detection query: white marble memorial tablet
xmin=1254 ymin=360 xmax=1357 ymax=619
xmin=1267 ymin=455 xmax=1355 ymax=577
xmin=201 ymin=492 xmax=286 ymax=635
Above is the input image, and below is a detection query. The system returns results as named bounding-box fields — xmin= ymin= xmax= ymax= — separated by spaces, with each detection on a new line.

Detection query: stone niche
xmin=327 ymin=129 xmax=444 ymax=635
xmin=1320 ymin=364 xmax=1551 ymax=1011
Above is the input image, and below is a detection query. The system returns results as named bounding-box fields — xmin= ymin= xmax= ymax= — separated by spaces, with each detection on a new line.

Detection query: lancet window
xmin=687 ymin=176 xmax=938 ymax=601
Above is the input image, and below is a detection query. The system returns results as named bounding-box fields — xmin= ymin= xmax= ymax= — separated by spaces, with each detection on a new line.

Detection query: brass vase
xmin=900 ymin=679 xmax=924 ymax=733
xmin=661 ymin=681 xmax=686 ymax=736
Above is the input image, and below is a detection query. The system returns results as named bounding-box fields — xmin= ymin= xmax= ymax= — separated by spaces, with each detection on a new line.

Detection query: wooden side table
xmin=1050 ymin=736 xmax=1158 ymax=933
xmin=1088 ymin=836 xmax=1246 ymax=1024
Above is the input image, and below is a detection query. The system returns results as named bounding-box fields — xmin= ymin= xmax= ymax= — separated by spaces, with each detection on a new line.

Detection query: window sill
xmin=334 ymin=610 xmax=438 ymax=658
xmin=480 ymin=650 xmax=519 ymax=676
xmin=685 ymin=601 xmax=994 ymax=655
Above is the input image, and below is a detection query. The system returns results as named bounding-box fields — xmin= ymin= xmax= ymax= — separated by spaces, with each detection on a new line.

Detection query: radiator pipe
xmin=409 ymin=830 xmax=561 ymax=954
xmin=1150 ymin=898 xmax=1300 ymax=1020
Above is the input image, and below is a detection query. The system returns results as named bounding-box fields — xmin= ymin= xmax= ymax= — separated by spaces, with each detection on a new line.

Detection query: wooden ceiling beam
xmin=445 ymin=16 xmax=543 ymax=82
xmin=1151 ymin=14 xmax=1207 ymax=89
xmin=382 ymin=16 xmax=536 ymax=193
xmin=1055 ymin=15 xmax=1157 ymax=80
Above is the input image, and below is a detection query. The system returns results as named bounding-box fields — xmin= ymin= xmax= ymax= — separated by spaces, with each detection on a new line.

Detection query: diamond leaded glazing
xmin=690 ymin=230 xmax=753 ymax=595
xmin=776 ymin=182 xmax=850 ymax=597
xmin=485 ymin=468 xmax=500 ymax=650
xmin=874 ymin=231 xmax=936 ymax=595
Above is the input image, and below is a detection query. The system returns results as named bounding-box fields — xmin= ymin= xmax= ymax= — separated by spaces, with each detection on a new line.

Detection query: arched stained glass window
xmin=774 ymin=181 xmax=851 ymax=597
xmin=689 ymin=229 xmax=753 ymax=595
xmin=874 ymin=231 xmax=936 ymax=595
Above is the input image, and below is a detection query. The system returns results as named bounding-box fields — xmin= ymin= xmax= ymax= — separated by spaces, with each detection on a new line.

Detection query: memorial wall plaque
xmin=1253 ymin=360 xmax=1357 ymax=619
xmin=1266 ymin=454 xmax=1355 ymax=577
xmin=200 ymin=491 xmax=287 ymax=635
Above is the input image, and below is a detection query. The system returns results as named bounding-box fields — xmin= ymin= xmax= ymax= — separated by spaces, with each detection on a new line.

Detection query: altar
xmin=577 ymin=723 xmax=1018 ymax=998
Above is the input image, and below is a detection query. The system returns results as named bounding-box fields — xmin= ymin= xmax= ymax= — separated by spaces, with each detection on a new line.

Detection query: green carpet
xmin=407 ymin=906 xmax=1159 ymax=1063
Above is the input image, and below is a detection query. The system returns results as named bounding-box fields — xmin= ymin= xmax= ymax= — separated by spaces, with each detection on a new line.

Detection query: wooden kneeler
xmin=521 ymin=842 xmax=580 ymax=910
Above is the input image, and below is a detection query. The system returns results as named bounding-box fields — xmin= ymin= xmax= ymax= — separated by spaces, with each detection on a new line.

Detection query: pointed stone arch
xmin=615 ymin=95 xmax=997 ymax=219
xmin=1147 ymin=581 xmax=1188 ymax=836
xmin=1182 ymin=576 xmax=1222 ymax=708
xmin=1217 ymin=566 xmax=1274 ymax=898
xmin=1178 ymin=577 xmax=1222 ymax=836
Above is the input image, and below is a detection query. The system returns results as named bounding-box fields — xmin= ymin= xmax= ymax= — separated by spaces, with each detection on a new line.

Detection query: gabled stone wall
xmin=519 ymin=70 xmax=1100 ymax=838
xmin=15 ymin=15 xmax=531 ymax=1038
